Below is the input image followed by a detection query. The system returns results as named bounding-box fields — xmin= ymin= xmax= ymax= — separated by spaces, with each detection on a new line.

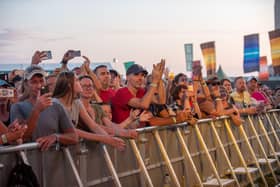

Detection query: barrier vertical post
xmin=238 ymin=125 xmax=268 ymax=187
xmin=247 ymin=116 xmax=278 ymax=183
xmin=272 ymin=112 xmax=280 ymax=129
xmin=101 ymin=145 xmax=122 ymax=187
xmin=154 ymin=130 xmax=181 ymax=187
xmin=265 ymin=113 xmax=280 ymax=149
xmin=63 ymin=147 xmax=84 ymax=187
xmin=210 ymin=121 xmax=241 ymax=187
xmin=257 ymin=116 xmax=280 ymax=167
xmin=176 ymin=128 xmax=203 ymax=187
xmin=193 ymin=125 xmax=223 ymax=186
xmin=224 ymin=119 xmax=255 ymax=186
xmin=129 ymin=139 xmax=154 ymax=187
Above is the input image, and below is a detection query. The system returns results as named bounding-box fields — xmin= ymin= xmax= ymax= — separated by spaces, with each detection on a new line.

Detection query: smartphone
xmin=40 ymin=86 xmax=49 ymax=95
xmin=41 ymin=51 xmax=52 ymax=60
xmin=69 ymin=50 xmax=81 ymax=58
xmin=0 ymin=88 xmax=14 ymax=98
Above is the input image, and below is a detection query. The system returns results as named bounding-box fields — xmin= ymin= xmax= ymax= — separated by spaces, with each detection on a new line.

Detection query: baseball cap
xmin=24 ymin=65 xmax=46 ymax=80
xmin=247 ymin=76 xmax=257 ymax=82
xmin=0 ymin=79 xmax=11 ymax=87
xmin=126 ymin=64 xmax=148 ymax=76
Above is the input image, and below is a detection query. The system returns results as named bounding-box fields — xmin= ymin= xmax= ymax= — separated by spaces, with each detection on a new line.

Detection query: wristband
xmin=215 ymin=98 xmax=222 ymax=101
xmin=1 ymin=134 xmax=8 ymax=144
xmin=150 ymin=83 xmax=157 ymax=88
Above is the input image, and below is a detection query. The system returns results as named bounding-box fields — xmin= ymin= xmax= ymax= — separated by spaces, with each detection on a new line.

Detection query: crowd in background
xmin=1 ymin=50 xmax=280 ymax=150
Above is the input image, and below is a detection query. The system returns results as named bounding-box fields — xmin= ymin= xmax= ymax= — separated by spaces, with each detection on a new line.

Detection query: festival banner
xmin=268 ymin=29 xmax=280 ymax=75
xmin=258 ymin=56 xmax=269 ymax=81
xmin=184 ymin=43 xmax=193 ymax=72
xmin=243 ymin=34 xmax=259 ymax=73
xmin=200 ymin=41 xmax=216 ymax=77
xmin=123 ymin=61 xmax=135 ymax=72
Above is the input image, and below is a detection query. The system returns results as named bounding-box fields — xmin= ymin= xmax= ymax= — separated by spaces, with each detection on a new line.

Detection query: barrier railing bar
xmin=154 ymin=130 xmax=181 ymax=187
xmin=224 ymin=119 xmax=255 ymax=186
xmin=101 ymin=145 xmax=122 ymax=187
xmin=210 ymin=121 xmax=241 ymax=187
xmin=63 ymin=147 xmax=84 ymax=187
xmin=238 ymin=125 xmax=268 ymax=187
xmin=0 ymin=142 xmax=39 ymax=154
xmin=247 ymin=116 xmax=278 ymax=183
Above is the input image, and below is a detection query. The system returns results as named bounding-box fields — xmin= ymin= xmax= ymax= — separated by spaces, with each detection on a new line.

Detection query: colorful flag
xmin=200 ymin=41 xmax=216 ymax=77
xmin=258 ymin=56 xmax=269 ymax=81
xmin=123 ymin=61 xmax=135 ymax=72
xmin=268 ymin=29 xmax=280 ymax=75
xmin=243 ymin=34 xmax=259 ymax=73
xmin=184 ymin=43 xmax=193 ymax=72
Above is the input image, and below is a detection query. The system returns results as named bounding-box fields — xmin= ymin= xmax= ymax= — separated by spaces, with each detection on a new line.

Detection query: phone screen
xmin=0 ymin=88 xmax=14 ymax=98
xmin=40 ymin=86 xmax=49 ymax=95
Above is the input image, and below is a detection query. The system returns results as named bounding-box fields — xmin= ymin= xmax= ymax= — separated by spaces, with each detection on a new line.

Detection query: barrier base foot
xmin=257 ymin=158 xmax=278 ymax=165
xmin=202 ymin=178 xmax=235 ymax=186
xmin=233 ymin=167 xmax=259 ymax=174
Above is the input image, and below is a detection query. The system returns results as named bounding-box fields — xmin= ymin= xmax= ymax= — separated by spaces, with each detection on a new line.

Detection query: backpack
xmin=7 ymin=153 xmax=39 ymax=187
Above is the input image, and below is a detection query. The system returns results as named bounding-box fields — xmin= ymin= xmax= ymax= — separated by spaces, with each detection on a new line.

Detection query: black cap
xmin=126 ymin=64 xmax=148 ymax=76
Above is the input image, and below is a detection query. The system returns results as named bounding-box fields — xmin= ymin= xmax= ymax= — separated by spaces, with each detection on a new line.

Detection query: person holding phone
xmin=10 ymin=65 xmax=78 ymax=150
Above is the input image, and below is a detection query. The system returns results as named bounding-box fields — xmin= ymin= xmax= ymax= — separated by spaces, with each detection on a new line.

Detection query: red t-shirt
xmin=99 ymin=88 xmax=116 ymax=103
xmin=111 ymin=87 xmax=145 ymax=123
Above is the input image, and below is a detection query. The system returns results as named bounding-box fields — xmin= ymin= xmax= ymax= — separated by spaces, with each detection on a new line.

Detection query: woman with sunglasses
xmin=52 ymin=71 xmax=126 ymax=151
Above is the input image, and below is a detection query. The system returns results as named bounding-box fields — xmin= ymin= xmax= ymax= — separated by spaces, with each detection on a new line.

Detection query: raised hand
xmin=31 ymin=51 xmax=46 ymax=65
xmin=151 ymin=59 xmax=165 ymax=84
xmin=61 ymin=50 xmax=75 ymax=64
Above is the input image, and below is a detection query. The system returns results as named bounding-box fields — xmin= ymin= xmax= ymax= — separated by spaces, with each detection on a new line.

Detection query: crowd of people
xmin=1 ymin=50 xmax=280 ymax=150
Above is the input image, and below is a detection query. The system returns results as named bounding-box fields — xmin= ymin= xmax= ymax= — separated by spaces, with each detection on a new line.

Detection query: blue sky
xmin=0 ymin=0 xmax=275 ymax=76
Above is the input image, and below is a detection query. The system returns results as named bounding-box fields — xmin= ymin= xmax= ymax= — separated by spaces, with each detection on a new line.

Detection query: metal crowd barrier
xmin=0 ymin=109 xmax=280 ymax=187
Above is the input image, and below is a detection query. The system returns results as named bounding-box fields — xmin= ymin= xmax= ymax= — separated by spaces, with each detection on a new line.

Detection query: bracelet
xmin=54 ymin=134 xmax=60 ymax=150
xmin=215 ymin=98 xmax=222 ymax=101
xmin=150 ymin=83 xmax=157 ymax=88
xmin=201 ymin=81 xmax=207 ymax=86
xmin=1 ymin=134 xmax=8 ymax=144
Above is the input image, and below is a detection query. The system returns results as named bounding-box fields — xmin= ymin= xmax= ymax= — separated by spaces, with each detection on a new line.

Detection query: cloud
xmin=0 ymin=28 xmax=75 ymax=49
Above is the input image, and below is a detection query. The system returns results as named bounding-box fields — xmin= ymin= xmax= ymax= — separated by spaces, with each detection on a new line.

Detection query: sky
xmin=0 ymin=0 xmax=275 ymax=76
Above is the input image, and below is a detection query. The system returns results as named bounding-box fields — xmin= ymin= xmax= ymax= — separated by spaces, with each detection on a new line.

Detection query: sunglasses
xmin=207 ymin=82 xmax=220 ymax=86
